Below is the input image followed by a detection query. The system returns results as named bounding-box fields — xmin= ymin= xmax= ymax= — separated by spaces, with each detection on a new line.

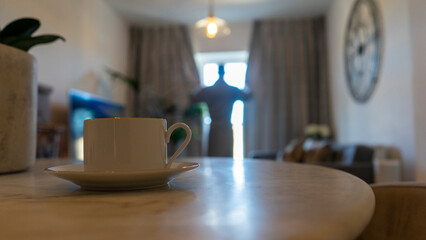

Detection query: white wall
xmin=409 ymin=0 xmax=426 ymax=181
xmin=327 ymin=0 xmax=417 ymax=180
xmin=0 ymin=0 xmax=130 ymax=108
xmin=190 ymin=21 xmax=252 ymax=53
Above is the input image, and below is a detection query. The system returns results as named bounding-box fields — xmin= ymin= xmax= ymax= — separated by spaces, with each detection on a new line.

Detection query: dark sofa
xmin=249 ymin=139 xmax=376 ymax=183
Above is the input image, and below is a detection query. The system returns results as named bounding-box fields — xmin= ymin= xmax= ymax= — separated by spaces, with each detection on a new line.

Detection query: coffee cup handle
xmin=165 ymin=123 xmax=192 ymax=168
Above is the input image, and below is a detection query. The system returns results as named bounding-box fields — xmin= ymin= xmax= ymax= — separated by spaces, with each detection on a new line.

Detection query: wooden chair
xmin=358 ymin=182 xmax=426 ymax=240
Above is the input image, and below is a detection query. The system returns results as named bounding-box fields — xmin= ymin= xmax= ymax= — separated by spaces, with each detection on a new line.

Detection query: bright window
xmin=231 ymin=100 xmax=244 ymax=160
xmin=203 ymin=63 xmax=219 ymax=87
xmin=224 ymin=63 xmax=247 ymax=90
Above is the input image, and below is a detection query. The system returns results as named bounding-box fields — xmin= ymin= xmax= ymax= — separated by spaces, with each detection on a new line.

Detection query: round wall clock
xmin=344 ymin=0 xmax=382 ymax=103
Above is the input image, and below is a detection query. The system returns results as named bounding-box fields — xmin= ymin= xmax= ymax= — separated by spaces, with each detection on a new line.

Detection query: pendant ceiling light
xmin=195 ymin=0 xmax=231 ymax=39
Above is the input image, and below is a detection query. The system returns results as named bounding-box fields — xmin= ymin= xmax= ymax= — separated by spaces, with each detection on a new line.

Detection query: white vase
xmin=0 ymin=43 xmax=37 ymax=173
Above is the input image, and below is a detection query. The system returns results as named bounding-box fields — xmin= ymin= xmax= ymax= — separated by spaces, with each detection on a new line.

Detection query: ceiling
xmin=104 ymin=0 xmax=333 ymax=25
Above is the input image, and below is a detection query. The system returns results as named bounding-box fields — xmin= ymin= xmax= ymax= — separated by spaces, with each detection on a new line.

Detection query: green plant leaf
xmin=8 ymin=34 xmax=65 ymax=51
xmin=106 ymin=67 xmax=139 ymax=91
xmin=170 ymin=127 xmax=188 ymax=144
xmin=0 ymin=18 xmax=40 ymax=40
xmin=1 ymin=36 xmax=23 ymax=45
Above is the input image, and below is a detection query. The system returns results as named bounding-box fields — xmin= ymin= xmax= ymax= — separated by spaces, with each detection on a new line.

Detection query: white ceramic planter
xmin=0 ymin=43 xmax=37 ymax=173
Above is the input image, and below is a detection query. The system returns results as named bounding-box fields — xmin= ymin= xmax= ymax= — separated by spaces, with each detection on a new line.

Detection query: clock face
xmin=344 ymin=0 xmax=382 ymax=102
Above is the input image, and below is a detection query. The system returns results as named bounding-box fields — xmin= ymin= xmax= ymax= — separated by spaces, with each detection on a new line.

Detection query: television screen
xmin=69 ymin=89 xmax=125 ymax=160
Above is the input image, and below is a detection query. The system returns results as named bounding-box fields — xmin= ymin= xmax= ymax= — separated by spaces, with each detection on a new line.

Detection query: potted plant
xmin=0 ymin=18 xmax=64 ymax=173
xmin=106 ymin=67 xmax=196 ymax=142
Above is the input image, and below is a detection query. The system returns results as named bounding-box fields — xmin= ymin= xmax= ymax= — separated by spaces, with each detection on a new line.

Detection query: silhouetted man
xmin=192 ymin=65 xmax=251 ymax=157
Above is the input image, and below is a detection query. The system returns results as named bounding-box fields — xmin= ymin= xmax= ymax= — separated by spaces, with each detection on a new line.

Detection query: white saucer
xmin=44 ymin=162 xmax=199 ymax=191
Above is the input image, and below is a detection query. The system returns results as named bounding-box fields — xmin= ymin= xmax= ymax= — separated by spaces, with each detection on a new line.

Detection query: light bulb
xmin=206 ymin=21 xmax=218 ymax=38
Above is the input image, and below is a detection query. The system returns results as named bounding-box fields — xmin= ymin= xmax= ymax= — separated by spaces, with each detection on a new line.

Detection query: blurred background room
xmin=1 ymin=0 xmax=425 ymax=183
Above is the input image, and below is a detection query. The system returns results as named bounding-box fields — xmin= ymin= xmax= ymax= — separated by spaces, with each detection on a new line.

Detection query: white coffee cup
xmin=83 ymin=117 xmax=191 ymax=172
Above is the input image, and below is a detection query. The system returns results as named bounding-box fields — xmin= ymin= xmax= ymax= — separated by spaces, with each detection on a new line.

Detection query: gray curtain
xmin=244 ymin=17 xmax=331 ymax=154
xmin=129 ymin=25 xmax=200 ymax=118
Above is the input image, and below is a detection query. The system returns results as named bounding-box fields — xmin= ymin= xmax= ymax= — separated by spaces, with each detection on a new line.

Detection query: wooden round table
xmin=0 ymin=157 xmax=375 ymax=240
